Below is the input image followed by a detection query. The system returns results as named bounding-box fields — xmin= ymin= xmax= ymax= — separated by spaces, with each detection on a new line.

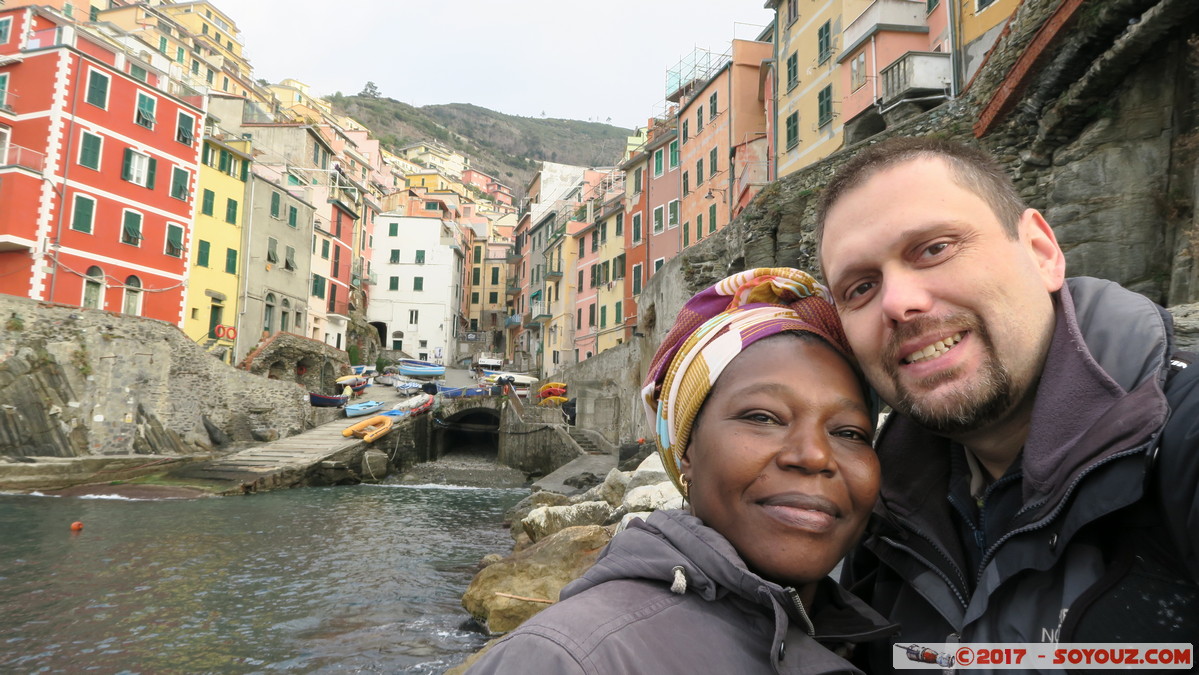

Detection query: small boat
xmin=538 ymin=387 xmax=567 ymax=398
xmin=483 ymin=372 xmax=539 ymax=386
xmin=439 ymin=386 xmax=491 ymax=399
xmin=336 ymin=374 xmax=364 ymax=384
xmin=342 ymin=415 xmax=393 ymax=443
xmin=345 ymin=400 xmax=386 ymax=417
xmin=351 ymin=365 xmax=379 ymax=377
xmin=374 ymin=373 xmax=396 ymax=387
xmin=399 ymin=359 xmax=445 ymax=378
xmin=393 ymin=392 xmax=433 ymax=412
xmin=539 ymin=382 xmax=567 ymax=394
xmin=350 ymin=380 xmax=369 ymax=394
xmin=539 ymin=395 xmax=569 ymax=406
xmin=394 ymin=379 xmax=423 ymax=394
xmin=309 ymin=392 xmax=348 ymax=408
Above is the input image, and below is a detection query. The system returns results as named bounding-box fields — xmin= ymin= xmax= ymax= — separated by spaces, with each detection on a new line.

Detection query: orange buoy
xmin=70 ymin=521 xmax=84 ymax=531
xmin=637 ymin=438 xmax=646 ymax=444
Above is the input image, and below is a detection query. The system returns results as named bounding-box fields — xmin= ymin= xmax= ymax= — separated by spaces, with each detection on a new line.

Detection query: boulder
xmin=461 ymin=524 xmax=613 ymax=634
xmin=563 ymin=471 xmax=603 ymax=491
xmin=618 ymin=440 xmax=654 ymax=471
xmin=597 ymin=468 xmax=632 ymax=506
xmin=1172 ymin=302 xmax=1199 ymax=352
xmin=622 ymin=481 xmax=684 ymax=513
xmin=522 ymin=501 xmax=613 ymax=543
xmin=626 ymin=453 xmax=669 ymax=491
xmin=504 ymin=490 xmax=571 ymax=530
xmin=358 ymin=449 xmax=390 ymax=482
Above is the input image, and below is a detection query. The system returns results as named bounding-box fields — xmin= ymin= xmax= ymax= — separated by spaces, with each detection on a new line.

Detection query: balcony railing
xmin=505 ymin=278 xmax=521 ymax=295
xmin=505 ymin=314 xmax=522 ymax=328
xmin=1 ymin=144 xmax=47 ymax=173
xmin=544 ymin=265 xmax=563 ymax=279
xmin=881 ymin=51 xmax=951 ymax=103
xmin=842 ymin=0 xmax=927 ymax=57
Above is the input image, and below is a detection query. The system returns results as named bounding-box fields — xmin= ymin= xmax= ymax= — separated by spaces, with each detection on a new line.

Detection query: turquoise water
xmin=0 ymin=484 xmax=527 ymax=674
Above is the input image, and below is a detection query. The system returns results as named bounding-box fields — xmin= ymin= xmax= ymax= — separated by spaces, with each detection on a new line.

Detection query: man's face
xmin=819 ymin=157 xmax=1065 ymax=436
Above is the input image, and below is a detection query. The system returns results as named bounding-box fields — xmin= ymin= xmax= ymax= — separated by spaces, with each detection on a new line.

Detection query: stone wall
xmin=497 ymin=403 xmax=580 ymax=477
xmin=0 ymin=294 xmax=323 ymax=458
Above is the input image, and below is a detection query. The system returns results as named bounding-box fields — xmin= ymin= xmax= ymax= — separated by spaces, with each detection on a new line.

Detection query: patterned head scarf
xmin=640 ymin=268 xmax=853 ymax=495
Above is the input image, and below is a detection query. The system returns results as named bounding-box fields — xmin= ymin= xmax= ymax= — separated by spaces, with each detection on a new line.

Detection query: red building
xmin=0 ymin=8 xmax=203 ymax=323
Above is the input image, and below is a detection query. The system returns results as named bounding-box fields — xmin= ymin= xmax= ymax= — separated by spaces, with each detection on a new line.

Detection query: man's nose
xmin=878 ymin=272 xmax=933 ymax=324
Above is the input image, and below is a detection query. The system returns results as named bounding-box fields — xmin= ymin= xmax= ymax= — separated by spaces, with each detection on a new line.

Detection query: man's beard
xmin=882 ymin=314 xmax=1015 ymax=436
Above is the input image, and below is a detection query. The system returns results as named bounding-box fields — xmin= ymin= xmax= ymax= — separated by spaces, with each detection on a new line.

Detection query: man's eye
xmin=848 ymin=281 xmax=875 ymax=299
xmin=922 ymin=242 xmax=949 ymax=257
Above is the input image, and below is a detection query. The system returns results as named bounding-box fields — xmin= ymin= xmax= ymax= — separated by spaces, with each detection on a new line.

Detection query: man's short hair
xmin=815 ymin=137 xmax=1027 ymax=264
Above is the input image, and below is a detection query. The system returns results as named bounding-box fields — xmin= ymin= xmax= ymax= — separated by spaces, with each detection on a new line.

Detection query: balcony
xmin=505 ymin=278 xmax=521 ymax=295
xmin=530 ymin=301 xmax=551 ymax=322
xmin=505 ymin=250 xmax=522 ymax=263
xmin=881 ymin=51 xmax=951 ymax=103
xmin=841 ymin=0 xmax=928 ymax=59
xmin=1 ymin=144 xmax=46 ymax=174
xmin=505 ymin=314 xmax=522 ymax=328
xmin=544 ymin=265 xmax=563 ymax=280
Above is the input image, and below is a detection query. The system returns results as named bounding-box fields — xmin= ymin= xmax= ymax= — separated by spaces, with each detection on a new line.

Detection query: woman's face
xmin=681 ymin=335 xmax=880 ymax=589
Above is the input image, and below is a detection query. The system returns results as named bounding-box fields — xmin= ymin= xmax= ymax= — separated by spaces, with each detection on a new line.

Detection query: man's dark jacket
xmin=843 ymin=277 xmax=1199 ymax=671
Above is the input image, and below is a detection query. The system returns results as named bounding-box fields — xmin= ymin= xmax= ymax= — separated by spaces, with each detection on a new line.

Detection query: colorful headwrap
xmin=640 ymin=268 xmax=852 ymax=495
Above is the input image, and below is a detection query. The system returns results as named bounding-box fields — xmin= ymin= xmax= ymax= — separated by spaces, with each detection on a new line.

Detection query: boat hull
xmin=342 ymin=415 xmax=393 ymax=442
xmin=345 ymin=401 xmax=386 ymax=417
xmin=309 ymin=393 xmax=348 ymax=408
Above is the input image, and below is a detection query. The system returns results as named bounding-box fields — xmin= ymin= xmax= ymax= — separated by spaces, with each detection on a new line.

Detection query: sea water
xmin=0 ymin=483 xmax=526 ymax=673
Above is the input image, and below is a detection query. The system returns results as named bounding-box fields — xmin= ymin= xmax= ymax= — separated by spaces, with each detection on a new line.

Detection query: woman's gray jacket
xmin=467 ymin=509 xmax=896 ymax=674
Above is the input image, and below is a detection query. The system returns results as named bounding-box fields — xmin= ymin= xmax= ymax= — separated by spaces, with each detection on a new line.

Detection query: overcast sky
xmin=229 ymin=1 xmax=775 ymax=130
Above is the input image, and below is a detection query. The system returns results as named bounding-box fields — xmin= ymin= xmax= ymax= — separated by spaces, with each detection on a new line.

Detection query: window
xmin=413 ymin=277 xmax=424 ymax=291
xmin=169 ymin=167 xmax=189 ymax=200
xmin=122 ymin=276 xmax=142 ymax=316
xmin=284 ymin=246 xmax=297 ymax=271
xmin=263 ymin=294 xmax=276 ymax=333
xmin=851 ymin=52 xmax=867 ymax=91
xmin=165 ymin=224 xmax=184 ymax=257
xmin=577 ymin=269 xmax=584 ymax=291
xmin=489 ymin=291 xmax=498 ymax=304
xmin=787 ymin=52 xmax=799 ymax=91
xmin=121 ymin=149 xmax=156 ymax=188
xmin=682 ymin=171 xmax=690 ymax=196
xmin=668 ymin=200 xmax=679 ymax=228
xmin=709 ymin=92 xmax=718 ymax=121
xmin=588 ymin=304 xmax=596 ymax=327
xmin=175 ymin=46 xmax=185 ymax=64
xmin=321 ymin=240 xmax=330 ymax=259
xmin=225 ymin=248 xmax=237 ymax=274
xmin=696 ymin=213 xmax=704 ymax=241
xmin=71 ymin=194 xmax=95 ymax=234
xmin=197 ymin=240 xmax=210 ymax=267
xmin=158 ymin=36 xmax=168 ymax=53
xmin=683 ymin=222 xmax=690 ymax=247
xmin=389 ymin=249 xmax=400 ymax=264
xmin=696 ymin=158 xmax=704 ymax=184
xmin=818 ymin=21 xmax=832 ymax=64
xmin=312 ymin=274 xmax=326 ymax=299
xmin=654 ymin=258 xmax=665 ymax=272
xmin=288 ymin=206 xmax=298 ymax=228
xmin=225 ymin=198 xmax=238 ymax=224
xmin=818 ymin=85 xmax=834 ymax=126
xmin=389 ymin=276 xmax=399 ymax=291
xmin=614 ymin=254 xmax=626 ymax=279
xmin=709 ymin=203 xmax=717 ymax=234
xmin=576 ymin=309 xmax=582 ymax=329
xmin=388 ymin=222 xmax=398 ymax=236
xmin=600 ymin=305 xmax=607 ymax=328
xmin=0 ymin=73 xmax=7 ymax=110
xmin=121 ymin=210 xmax=142 ymax=246
xmin=196 ymin=189 xmax=213 ymax=218
xmin=682 ymin=120 xmax=689 ymax=143
xmin=668 ymin=139 xmax=679 ymax=169
xmin=134 ymin=92 xmax=156 ymax=129
xmin=472 ymin=267 xmax=481 ymax=285
xmin=653 ymin=148 xmax=664 ymax=177
xmin=0 ymin=17 xmax=11 ymax=44
xmin=491 ymin=267 xmax=500 ymax=285
xmin=709 ymin=147 xmax=718 ymax=175
xmin=632 ymin=213 xmax=642 ymax=243
xmin=787 ymin=0 xmax=798 ymax=24
xmin=79 ymin=132 xmax=102 ymax=170
xmin=267 ymin=237 xmax=280 ymax=264
xmin=632 ymin=263 xmax=642 ymax=295
xmin=615 ymin=301 xmax=622 ymax=323
xmin=633 ymin=167 xmax=643 ymax=194
xmin=85 ymin=70 xmax=109 ymax=108
xmin=786 ymin=112 xmax=799 ymax=150
xmin=408 ymin=309 xmax=419 ymax=324
xmin=652 ymin=206 xmax=664 ymax=234
xmin=696 ymin=106 xmax=704 ymax=132
xmin=978 ymin=0 xmax=997 ymax=9
xmin=270 ymin=192 xmax=281 ymax=218
xmin=473 ymin=246 xmax=482 ymax=264
xmin=415 ymin=250 xmax=425 ymax=264
xmin=176 ymin=112 xmax=194 ymax=145
xmin=591 ymin=232 xmax=598 ymax=253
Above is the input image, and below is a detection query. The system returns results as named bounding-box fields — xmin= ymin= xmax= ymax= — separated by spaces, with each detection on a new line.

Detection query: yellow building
xmin=183 ymin=136 xmax=251 ymax=361
xmin=594 ymin=200 xmax=626 ymax=354
xmin=541 ymin=216 xmax=581 ymax=372
xmin=771 ymin=0 xmax=847 ymax=178
xmin=956 ymin=0 xmax=1021 ymax=83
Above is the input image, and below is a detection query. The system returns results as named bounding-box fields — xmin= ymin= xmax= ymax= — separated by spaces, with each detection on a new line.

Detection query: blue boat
xmin=399 ymin=359 xmax=445 ymax=378
xmin=345 ymin=400 xmax=386 ymax=418
xmin=439 ymin=386 xmax=491 ymax=398
xmin=309 ymin=392 xmax=348 ymax=408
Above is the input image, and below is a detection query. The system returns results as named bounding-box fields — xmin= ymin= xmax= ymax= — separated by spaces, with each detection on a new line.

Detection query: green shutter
xmin=225 ymin=248 xmax=237 ymax=274
xmin=72 ymin=196 xmax=93 ymax=233
xmin=121 ymin=148 xmax=132 ymax=181
xmin=270 ymin=192 xmax=280 ymax=217
xmin=389 ymin=222 xmax=398 ymax=236
xmin=171 ymin=168 xmax=188 ymax=199
xmin=288 ymin=206 xmax=297 ymax=227
xmin=202 ymin=189 xmax=214 ymax=216
xmin=218 ymin=149 xmax=229 ymax=172
xmin=202 ymin=143 xmax=210 ymax=165
xmin=709 ymin=204 xmax=717 ymax=233
xmin=80 ymin=133 xmax=101 ymax=169
xmin=414 ymin=277 xmax=423 ymax=291
xmin=225 ymin=199 xmax=237 ymax=224
xmin=122 ymin=211 xmax=141 ymax=244
xmin=240 ymin=159 xmax=249 ymax=182
xmin=144 ymin=157 xmax=156 ymax=190
xmin=166 ymin=225 xmax=183 ymax=256
xmin=86 ymin=72 xmax=107 ymax=107
xmin=615 ymin=301 xmax=622 ymax=322
xmin=197 ymin=240 xmax=210 ymax=267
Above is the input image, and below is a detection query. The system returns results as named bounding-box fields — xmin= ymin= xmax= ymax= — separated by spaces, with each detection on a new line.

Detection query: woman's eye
xmin=833 ymin=428 xmax=870 ymax=443
xmin=743 ymin=412 xmax=777 ymax=424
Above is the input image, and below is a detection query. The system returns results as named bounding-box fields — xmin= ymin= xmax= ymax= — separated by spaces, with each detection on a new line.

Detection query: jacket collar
xmin=571 ymin=510 xmax=896 ymax=642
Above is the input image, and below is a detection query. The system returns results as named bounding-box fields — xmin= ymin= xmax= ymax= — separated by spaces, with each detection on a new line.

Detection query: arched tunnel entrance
xmin=432 ymin=407 xmax=502 ymax=460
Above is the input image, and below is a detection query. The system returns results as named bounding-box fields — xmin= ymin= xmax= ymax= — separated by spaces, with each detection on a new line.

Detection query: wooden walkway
xmin=170 ymin=417 xmax=369 ymax=493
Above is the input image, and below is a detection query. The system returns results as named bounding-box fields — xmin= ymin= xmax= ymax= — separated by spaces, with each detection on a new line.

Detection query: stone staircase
xmin=568 ymin=428 xmax=607 ymax=455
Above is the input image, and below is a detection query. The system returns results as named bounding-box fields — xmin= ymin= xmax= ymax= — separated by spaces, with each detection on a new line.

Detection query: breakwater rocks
xmin=451 ymin=454 xmax=684 ymax=671
xmin=0 ymin=294 xmax=334 ymax=489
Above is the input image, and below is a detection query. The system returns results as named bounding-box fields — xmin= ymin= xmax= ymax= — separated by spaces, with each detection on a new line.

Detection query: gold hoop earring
xmin=680 ymin=475 xmax=691 ymax=500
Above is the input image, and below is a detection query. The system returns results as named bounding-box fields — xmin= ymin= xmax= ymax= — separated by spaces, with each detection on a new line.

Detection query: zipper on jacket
xmin=785 ymin=587 xmax=816 ymax=637
xmin=879 ymin=535 xmax=970 ymax=610
xmin=975 ymin=441 xmax=1154 ymax=580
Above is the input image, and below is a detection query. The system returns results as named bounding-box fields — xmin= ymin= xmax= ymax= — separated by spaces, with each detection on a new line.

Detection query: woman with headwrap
xmin=467 ymin=268 xmax=895 ymax=674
